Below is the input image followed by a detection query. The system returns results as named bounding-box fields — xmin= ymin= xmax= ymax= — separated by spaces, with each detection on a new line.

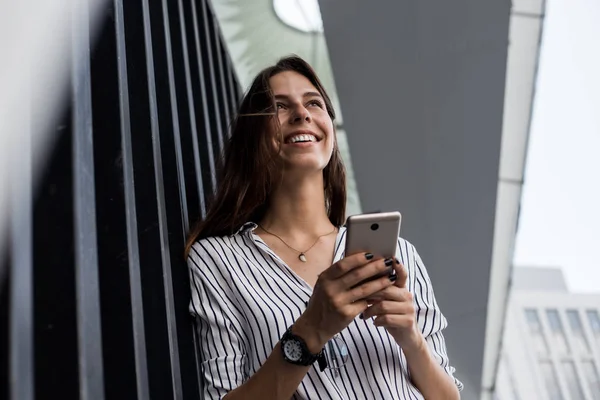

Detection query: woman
xmin=186 ymin=55 xmax=462 ymax=399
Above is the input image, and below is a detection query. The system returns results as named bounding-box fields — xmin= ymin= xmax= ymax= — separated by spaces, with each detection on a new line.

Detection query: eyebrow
xmin=273 ymin=91 xmax=323 ymax=100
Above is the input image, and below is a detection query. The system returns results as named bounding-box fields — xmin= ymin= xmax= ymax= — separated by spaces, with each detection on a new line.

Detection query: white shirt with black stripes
xmin=188 ymin=222 xmax=463 ymax=399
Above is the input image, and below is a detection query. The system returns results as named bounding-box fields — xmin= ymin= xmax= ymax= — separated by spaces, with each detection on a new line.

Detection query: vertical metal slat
xmin=114 ymin=1 xmax=151 ymax=398
xmin=140 ymin=0 xmax=183 ymax=397
xmin=9 ymin=75 xmax=33 ymax=400
xmin=211 ymin=28 xmax=231 ymax=137
xmin=190 ymin=0 xmax=217 ymax=194
xmin=204 ymin=0 xmax=236 ymax=137
xmin=223 ymin=43 xmax=239 ymax=133
xmin=199 ymin=0 xmax=225 ymax=153
xmin=71 ymin=0 xmax=105 ymax=398
xmin=174 ymin=0 xmax=208 ymax=219
xmin=160 ymin=0 xmax=192 ymax=233
xmin=205 ymin=0 xmax=241 ymax=111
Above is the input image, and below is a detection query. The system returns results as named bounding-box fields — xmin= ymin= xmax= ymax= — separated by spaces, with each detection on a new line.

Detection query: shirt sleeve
xmin=188 ymin=242 xmax=249 ymax=399
xmin=407 ymin=242 xmax=464 ymax=392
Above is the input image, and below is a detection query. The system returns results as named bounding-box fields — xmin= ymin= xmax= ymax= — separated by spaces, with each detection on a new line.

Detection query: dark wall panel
xmin=33 ymin=109 xmax=80 ymax=400
xmin=2 ymin=0 xmax=241 ymax=398
xmin=91 ymin=3 xmax=138 ymax=398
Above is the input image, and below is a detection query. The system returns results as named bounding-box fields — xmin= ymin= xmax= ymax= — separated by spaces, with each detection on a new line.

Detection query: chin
xmin=281 ymin=157 xmax=324 ymax=170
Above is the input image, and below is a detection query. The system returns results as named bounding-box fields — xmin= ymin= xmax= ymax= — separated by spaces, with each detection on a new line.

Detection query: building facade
xmin=496 ymin=267 xmax=600 ymax=400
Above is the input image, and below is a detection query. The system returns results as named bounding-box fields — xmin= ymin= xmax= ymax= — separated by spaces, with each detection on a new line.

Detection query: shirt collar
xmin=234 ymin=222 xmax=258 ymax=235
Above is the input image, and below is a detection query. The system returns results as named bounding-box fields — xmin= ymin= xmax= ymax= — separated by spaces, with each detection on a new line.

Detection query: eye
xmin=307 ymin=99 xmax=323 ymax=108
xmin=276 ymin=102 xmax=287 ymax=110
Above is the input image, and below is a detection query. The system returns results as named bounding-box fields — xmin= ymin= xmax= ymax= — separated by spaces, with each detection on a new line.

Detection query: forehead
xmin=269 ymin=71 xmax=320 ymax=96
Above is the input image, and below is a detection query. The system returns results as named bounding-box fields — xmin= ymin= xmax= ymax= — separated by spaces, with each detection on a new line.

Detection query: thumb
xmin=393 ymin=259 xmax=408 ymax=288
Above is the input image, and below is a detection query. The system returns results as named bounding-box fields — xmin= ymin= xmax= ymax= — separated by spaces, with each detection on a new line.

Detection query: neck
xmin=259 ymin=171 xmax=334 ymax=237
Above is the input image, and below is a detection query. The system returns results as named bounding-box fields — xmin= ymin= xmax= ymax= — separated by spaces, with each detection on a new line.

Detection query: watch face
xmin=283 ymin=339 xmax=303 ymax=362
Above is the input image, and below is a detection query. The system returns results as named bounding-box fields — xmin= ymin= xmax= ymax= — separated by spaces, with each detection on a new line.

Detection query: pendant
xmin=299 ymin=253 xmax=307 ymax=262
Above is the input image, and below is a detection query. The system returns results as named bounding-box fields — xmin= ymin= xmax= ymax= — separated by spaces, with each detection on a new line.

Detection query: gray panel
xmin=9 ymin=91 xmax=33 ymax=400
xmin=319 ymin=0 xmax=510 ymax=395
xmin=71 ymin=0 xmax=105 ymax=397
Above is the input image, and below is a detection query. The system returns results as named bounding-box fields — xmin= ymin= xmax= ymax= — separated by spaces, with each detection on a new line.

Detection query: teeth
xmin=289 ymin=134 xmax=317 ymax=143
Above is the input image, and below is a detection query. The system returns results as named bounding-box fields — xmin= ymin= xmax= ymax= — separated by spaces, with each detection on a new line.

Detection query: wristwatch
xmin=280 ymin=326 xmax=327 ymax=371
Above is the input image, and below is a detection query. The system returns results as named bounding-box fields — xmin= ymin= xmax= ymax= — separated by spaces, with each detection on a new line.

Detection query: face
xmin=269 ymin=71 xmax=335 ymax=173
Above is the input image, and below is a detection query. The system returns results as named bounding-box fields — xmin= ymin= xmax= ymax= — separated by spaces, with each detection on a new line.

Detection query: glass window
xmin=524 ymin=309 xmax=550 ymax=355
xmin=588 ymin=310 xmax=600 ymax=333
xmin=588 ymin=310 xmax=600 ymax=349
xmin=539 ymin=361 xmax=564 ymax=400
xmin=566 ymin=309 xmax=590 ymax=353
xmin=546 ymin=309 xmax=570 ymax=354
xmin=561 ymin=361 xmax=585 ymax=400
xmin=581 ymin=361 xmax=600 ymax=400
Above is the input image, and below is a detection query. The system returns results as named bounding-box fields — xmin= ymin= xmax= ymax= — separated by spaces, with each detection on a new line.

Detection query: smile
xmin=286 ymin=134 xmax=318 ymax=144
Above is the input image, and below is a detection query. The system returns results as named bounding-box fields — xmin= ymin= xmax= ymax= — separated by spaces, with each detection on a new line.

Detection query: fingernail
xmin=389 ymin=274 xmax=398 ymax=282
xmin=365 ymin=253 xmax=374 ymax=260
xmin=384 ymin=258 xmax=393 ymax=267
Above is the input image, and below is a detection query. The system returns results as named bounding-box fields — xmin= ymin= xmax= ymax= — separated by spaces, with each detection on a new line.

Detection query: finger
xmin=373 ymin=314 xmax=415 ymax=329
xmin=360 ymin=300 xmax=414 ymax=320
xmin=393 ymin=259 xmax=408 ymax=288
xmin=365 ymin=287 xmax=412 ymax=303
xmin=322 ymin=252 xmax=373 ymax=280
xmin=345 ymin=273 xmax=396 ymax=303
xmin=340 ymin=258 xmax=395 ymax=289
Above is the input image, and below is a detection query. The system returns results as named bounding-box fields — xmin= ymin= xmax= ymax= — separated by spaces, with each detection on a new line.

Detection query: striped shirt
xmin=188 ymin=222 xmax=463 ymax=399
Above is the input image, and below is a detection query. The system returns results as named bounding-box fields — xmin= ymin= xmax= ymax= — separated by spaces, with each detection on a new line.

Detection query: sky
xmin=513 ymin=0 xmax=600 ymax=293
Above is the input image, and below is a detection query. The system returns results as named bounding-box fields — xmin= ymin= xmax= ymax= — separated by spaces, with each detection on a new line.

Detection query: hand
xmin=360 ymin=259 xmax=423 ymax=351
xmin=293 ymin=254 xmax=397 ymax=352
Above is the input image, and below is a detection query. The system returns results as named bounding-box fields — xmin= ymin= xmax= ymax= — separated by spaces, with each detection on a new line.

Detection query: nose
xmin=289 ymin=104 xmax=311 ymax=124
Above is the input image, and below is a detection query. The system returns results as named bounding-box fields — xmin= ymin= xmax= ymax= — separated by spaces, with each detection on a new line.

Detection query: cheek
xmin=269 ymin=117 xmax=284 ymax=144
xmin=316 ymin=116 xmax=334 ymax=137
xmin=322 ymin=123 xmax=335 ymax=150
xmin=277 ymin=113 xmax=286 ymax=126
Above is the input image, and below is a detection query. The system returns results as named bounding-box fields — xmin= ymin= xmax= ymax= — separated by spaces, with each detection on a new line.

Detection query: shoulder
xmin=188 ymin=236 xmax=221 ymax=259
xmin=187 ymin=235 xmax=234 ymax=271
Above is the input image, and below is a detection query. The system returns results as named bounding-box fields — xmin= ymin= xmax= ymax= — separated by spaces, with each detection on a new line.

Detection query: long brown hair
xmin=184 ymin=55 xmax=346 ymax=256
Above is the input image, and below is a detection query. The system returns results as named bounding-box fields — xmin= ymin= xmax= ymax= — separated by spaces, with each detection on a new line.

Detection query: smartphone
xmin=345 ymin=211 xmax=402 ymax=283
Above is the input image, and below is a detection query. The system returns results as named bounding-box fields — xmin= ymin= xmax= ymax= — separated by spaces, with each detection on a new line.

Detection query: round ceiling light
xmin=273 ymin=0 xmax=324 ymax=33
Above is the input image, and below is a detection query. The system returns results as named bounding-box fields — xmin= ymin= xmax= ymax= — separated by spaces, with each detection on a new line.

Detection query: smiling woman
xmin=185 ymin=55 xmax=462 ymax=399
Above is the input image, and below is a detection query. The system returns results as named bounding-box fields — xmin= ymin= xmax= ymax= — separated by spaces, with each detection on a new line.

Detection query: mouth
xmin=283 ymin=130 xmax=321 ymax=144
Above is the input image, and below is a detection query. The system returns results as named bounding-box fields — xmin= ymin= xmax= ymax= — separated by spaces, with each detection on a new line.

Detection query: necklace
xmin=258 ymin=224 xmax=337 ymax=262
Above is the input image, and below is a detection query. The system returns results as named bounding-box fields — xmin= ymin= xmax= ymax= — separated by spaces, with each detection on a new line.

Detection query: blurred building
xmin=496 ymin=267 xmax=600 ymax=400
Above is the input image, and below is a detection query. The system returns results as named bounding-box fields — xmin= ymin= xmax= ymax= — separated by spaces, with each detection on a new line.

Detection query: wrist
xmin=398 ymin=330 xmax=427 ymax=356
xmin=292 ymin=315 xmax=327 ymax=353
